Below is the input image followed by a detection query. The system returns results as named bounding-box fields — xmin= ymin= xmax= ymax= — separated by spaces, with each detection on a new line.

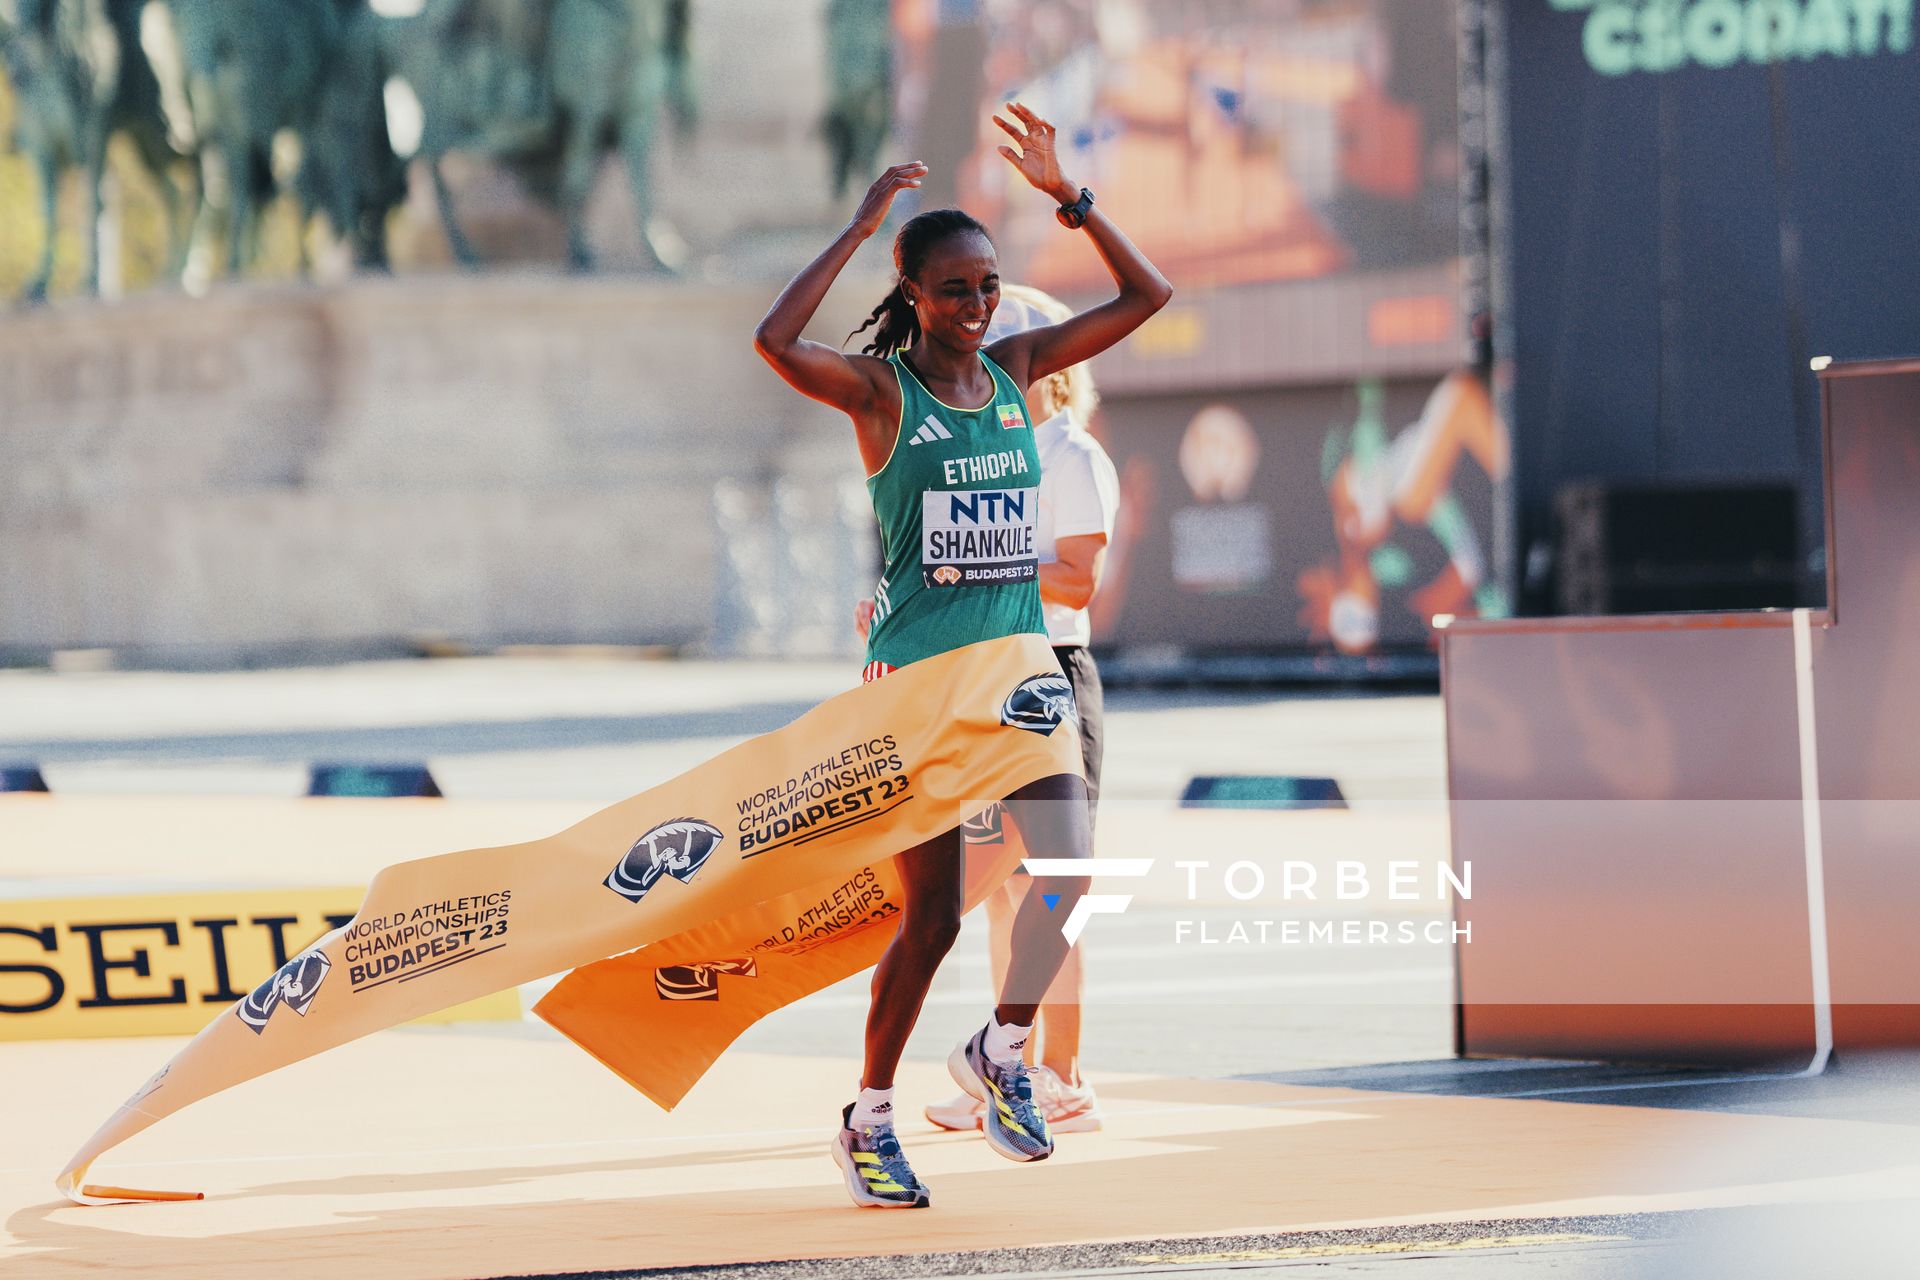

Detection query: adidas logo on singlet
xmin=907 ymin=414 xmax=954 ymax=446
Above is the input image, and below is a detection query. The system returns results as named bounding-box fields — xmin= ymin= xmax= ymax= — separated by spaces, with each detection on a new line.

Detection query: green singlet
xmin=865 ymin=350 xmax=1046 ymax=670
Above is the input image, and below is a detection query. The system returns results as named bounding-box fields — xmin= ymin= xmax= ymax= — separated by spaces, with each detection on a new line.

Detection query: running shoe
xmin=948 ymin=1028 xmax=1054 ymax=1162
xmin=1030 ymin=1065 xmax=1104 ymax=1133
xmin=929 ymin=1068 xmax=1104 ymax=1134
xmin=924 ymin=1091 xmax=985 ymax=1131
xmin=830 ymin=1103 xmax=930 ymax=1208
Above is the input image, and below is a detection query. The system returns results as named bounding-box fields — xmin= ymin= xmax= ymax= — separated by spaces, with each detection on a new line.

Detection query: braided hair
xmin=847 ymin=209 xmax=995 ymax=358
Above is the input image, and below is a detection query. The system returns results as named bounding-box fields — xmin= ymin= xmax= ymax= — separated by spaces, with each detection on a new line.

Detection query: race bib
xmin=922 ymin=487 xmax=1039 ymax=587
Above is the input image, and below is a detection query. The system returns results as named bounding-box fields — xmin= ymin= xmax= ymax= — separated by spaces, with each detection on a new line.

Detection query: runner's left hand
xmin=994 ymin=103 xmax=1077 ymax=206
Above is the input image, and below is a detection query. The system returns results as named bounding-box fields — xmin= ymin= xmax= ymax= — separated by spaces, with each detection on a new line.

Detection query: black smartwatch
xmin=1055 ymin=186 xmax=1095 ymax=230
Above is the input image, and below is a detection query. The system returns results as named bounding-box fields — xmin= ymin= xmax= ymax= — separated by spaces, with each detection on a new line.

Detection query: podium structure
xmin=1439 ymin=358 xmax=1920 ymax=1065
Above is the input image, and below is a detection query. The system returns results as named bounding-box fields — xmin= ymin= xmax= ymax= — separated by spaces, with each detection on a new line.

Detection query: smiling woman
xmin=751 ymin=101 xmax=1169 ymax=1211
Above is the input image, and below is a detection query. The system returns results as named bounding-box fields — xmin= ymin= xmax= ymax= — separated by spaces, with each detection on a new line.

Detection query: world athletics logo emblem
xmin=654 ymin=958 xmax=758 ymax=1001
xmin=605 ymin=818 xmax=726 ymax=904
xmin=1000 ymin=673 xmax=1078 ymax=736
xmin=235 ymin=951 xmax=332 ymax=1035
xmin=961 ymin=801 xmax=1006 ymax=845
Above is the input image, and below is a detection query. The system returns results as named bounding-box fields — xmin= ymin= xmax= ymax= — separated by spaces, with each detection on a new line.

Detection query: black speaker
xmin=1555 ymin=483 xmax=1799 ymax=615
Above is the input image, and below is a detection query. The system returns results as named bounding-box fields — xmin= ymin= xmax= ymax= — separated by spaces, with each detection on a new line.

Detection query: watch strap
xmin=1055 ymin=187 xmax=1095 ymax=230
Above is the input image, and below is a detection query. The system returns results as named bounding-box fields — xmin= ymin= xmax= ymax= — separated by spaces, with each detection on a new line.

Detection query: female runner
xmin=753 ymin=103 xmax=1170 ymax=1209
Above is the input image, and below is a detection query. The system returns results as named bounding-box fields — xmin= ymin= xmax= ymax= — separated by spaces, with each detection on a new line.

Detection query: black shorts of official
xmin=1053 ymin=644 xmax=1104 ymax=832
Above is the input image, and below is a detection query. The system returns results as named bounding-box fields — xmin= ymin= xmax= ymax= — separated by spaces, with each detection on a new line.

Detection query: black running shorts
xmin=1052 ymin=644 xmax=1104 ymax=831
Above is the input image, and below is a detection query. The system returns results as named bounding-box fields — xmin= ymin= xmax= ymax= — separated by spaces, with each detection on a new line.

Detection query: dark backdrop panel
xmin=1497 ymin=2 xmax=1920 ymax=608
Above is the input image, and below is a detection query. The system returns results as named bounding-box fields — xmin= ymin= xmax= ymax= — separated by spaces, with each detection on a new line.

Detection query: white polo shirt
xmin=1035 ymin=409 xmax=1121 ymax=647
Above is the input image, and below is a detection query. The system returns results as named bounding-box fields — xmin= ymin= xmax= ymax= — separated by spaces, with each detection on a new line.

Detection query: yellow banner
xmin=0 ymin=887 xmax=519 ymax=1040
xmin=56 ymin=635 xmax=1082 ymax=1205
xmin=538 ymin=827 xmax=1027 ymax=1111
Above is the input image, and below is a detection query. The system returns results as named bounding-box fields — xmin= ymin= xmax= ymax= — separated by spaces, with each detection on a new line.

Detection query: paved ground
xmin=9 ymin=1031 xmax=1916 ymax=1280
xmin=3 ymin=658 xmax=1912 ymax=1277
xmin=547 ymin=1204 xmax=1914 ymax=1279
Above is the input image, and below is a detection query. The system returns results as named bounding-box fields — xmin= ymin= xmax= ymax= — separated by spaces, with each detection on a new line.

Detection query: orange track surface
xmin=6 ymin=1033 xmax=1917 ymax=1279
xmin=6 ymin=797 xmax=1908 ymax=1276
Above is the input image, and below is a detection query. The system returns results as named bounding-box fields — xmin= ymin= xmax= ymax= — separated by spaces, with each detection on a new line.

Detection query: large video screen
xmin=901 ymin=0 xmax=1462 ymax=296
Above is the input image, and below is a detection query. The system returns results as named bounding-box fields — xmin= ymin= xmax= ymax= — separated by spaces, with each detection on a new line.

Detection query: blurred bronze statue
xmin=160 ymin=0 xmax=338 ymax=279
xmin=0 ymin=0 xmax=195 ymax=301
xmin=822 ymin=0 xmax=890 ymax=199
xmin=0 ymin=0 xmax=703 ymax=288
xmin=144 ymin=0 xmax=403 ymax=280
xmin=384 ymin=0 xmax=696 ymax=271
xmin=296 ymin=0 xmax=406 ymax=271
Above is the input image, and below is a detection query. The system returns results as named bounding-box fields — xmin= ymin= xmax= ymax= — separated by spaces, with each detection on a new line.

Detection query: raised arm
xmin=983 ymin=104 xmax=1172 ymax=390
xmin=753 ymin=162 xmax=927 ymax=419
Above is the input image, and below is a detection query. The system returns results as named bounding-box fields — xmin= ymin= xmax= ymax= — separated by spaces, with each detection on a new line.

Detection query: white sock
xmin=851 ymin=1085 xmax=895 ymax=1129
xmin=983 ymin=1017 xmax=1033 ymax=1065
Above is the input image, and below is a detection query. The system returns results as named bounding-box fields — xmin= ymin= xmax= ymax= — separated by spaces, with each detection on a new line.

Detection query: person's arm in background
xmin=1041 ymin=535 xmax=1107 ymax=611
xmin=1041 ymin=435 xmax=1122 ymax=611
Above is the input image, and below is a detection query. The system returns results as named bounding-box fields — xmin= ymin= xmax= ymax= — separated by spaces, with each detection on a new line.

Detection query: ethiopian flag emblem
xmin=997 ymin=403 xmax=1029 ymax=431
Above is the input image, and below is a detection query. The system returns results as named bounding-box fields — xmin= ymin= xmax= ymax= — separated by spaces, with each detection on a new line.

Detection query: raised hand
xmin=850 ymin=162 xmax=928 ymax=239
xmin=993 ymin=103 xmax=1076 ymax=204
